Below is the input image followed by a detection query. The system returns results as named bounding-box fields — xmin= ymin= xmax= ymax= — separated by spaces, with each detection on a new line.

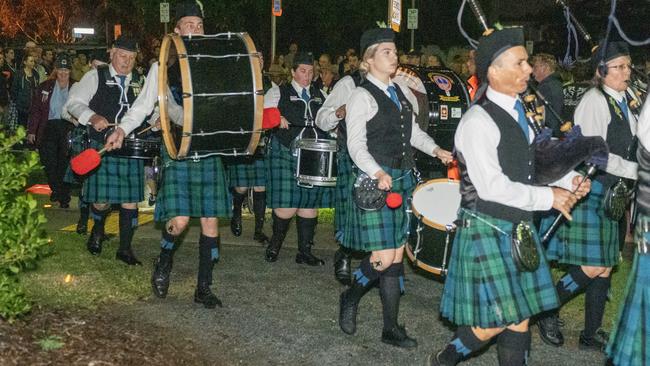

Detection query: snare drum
xmin=110 ymin=136 xmax=160 ymax=160
xmin=158 ymin=33 xmax=264 ymax=160
xmin=295 ymin=138 xmax=337 ymax=188
xmin=406 ymin=179 xmax=461 ymax=276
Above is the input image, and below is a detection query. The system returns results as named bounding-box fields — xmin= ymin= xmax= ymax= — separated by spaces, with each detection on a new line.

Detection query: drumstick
xmin=137 ymin=124 xmax=156 ymax=135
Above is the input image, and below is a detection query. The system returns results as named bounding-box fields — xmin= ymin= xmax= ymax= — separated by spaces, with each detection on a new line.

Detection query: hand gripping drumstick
xmin=540 ymin=165 xmax=597 ymax=245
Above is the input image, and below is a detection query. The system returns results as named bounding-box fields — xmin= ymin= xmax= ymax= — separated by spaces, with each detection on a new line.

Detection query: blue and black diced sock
xmin=118 ymin=207 xmax=138 ymax=252
xmin=584 ymin=275 xmax=611 ymax=338
xmin=556 ymin=265 xmax=592 ymax=305
xmin=90 ymin=205 xmax=110 ymax=237
xmin=198 ymin=235 xmax=219 ymax=285
xmin=437 ymin=326 xmax=489 ymax=365
xmin=497 ymin=329 xmax=531 ymax=366
xmin=352 ymin=255 xmax=381 ymax=288
xmin=396 ymin=261 xmax=406 ymax=295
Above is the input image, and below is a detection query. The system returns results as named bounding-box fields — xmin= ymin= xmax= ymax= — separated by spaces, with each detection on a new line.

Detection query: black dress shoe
xmin=76 ymin=220 xmax=88 ymax=235
xmin=296 ymin=251 xmax=325 ymax=266
xmin=151 ymin=255 xmax=173 ymax=298
xmin=334 ymin=249 xmax=352 ymax=286
xmin=265 ymin=244 xmax=280 ymax=262
xmin=254 ymin=231 xmax=270 ymax=245
xmin=537 ymin=312 xmax=564 ymax=347
xmin=579 ymin=329 xmax=609 ymax=352
xmin=194 ymin=285 xmax=223 ymax=309
xmin=339 ymin=290 xmax=358 ymax=335
xmin=381 ymin=325 xmax=418 ymax=349
xmin=425 ymin=352 xmax=444 ymax=366
xmin=86 ymin=235 xmax=102 ymax=256
xmin=230 ymin=215 xmax=242 ymax=237
xmin=116 ymin=250 xmax=142 ymax=266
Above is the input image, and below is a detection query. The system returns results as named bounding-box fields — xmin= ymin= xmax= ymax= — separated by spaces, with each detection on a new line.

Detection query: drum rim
xmin=412 ymin=178 xmax=460 ymax=231
xmin=405 ymin=243 xmax=445 ymax=275
xmin=158 ymin=32 xmax=264 ymax=160
xmin=296 ymin=138 xmax=337 ymax=150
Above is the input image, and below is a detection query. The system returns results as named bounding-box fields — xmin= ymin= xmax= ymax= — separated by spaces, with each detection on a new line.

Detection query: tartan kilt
xmin=606 ymin=217 xmax=650 ymax=366
xmin=541 ymin=180 xmax=620 ymax=267
xmin=341 ymin=166 xmax=415 ymax=252
xmin=334 ymin=145 xmax=353 ymax=243
xmin=440 ymin=209 xmax=559 ymax=328
xmin=266 ymin=136 xmax=334 ymax=209
xmin=154 ymin=146 xmax=231 ymax=222
xmin=82 ymin=140 xmax=143 ymax=204
xmin=226 ymin=156 xmax=267 ymax=188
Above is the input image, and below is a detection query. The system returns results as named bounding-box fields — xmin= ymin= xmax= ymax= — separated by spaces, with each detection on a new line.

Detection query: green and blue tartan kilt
xmin=226 ymin=156 xmax=267 ymax=188
xmin=154 ymin=146 xmax=231 ymax=222
xmin=266 ymin=136 xmax=334 ymax=209
xmin=440 ymin=209 xmax=559 ymax=328
xmin=334 ymin=145 xmax=353 ymax=243
xmin=541 ymin=180 xmax=620 ymax=267
xmin=606 ymin=217 xmax=650 ymax=366
xmin=82 ymin=139 xmax=143 ymax=204
xmin=341 ymin=166 xmax=416 ymax=252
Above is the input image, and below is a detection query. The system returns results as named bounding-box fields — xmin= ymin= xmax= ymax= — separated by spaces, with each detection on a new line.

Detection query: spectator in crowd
xmin=531 ymin=53 xmax=565 ymax=137
xmin=42 ymin=49 xmax=55 ymax=75
xmin=11 ymin=52 xmax=41 ymax=130
xmin=24 ymin=41 xmax=47 ymax=81
xmin=71 ymin=53 xmax=90 ymax=82
xmin=425 ymin=54 xmax=442 ymax=67
xmin=284 ymin=42 xmax=298 ymax=69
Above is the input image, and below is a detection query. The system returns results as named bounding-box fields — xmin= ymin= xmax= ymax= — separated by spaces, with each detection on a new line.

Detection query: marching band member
xmin=338 ymin=28 xmax=451 ymax=349
xmin=64 ymin=36 xmax=145 ymax=266
xmin=107 ymin=1 xmax=229 ymax=308
xmin=315 ymin=56 xmax=364 ymax=285
xmin=263 ymin=51 xmax=333 ymax=266
xmin=607 ymin=96 xmax=650 ymax=365
xmin=538 ymin=40 xmax=639 ymax=352
xmin=427 ymin=27 xmax=588 ymax=365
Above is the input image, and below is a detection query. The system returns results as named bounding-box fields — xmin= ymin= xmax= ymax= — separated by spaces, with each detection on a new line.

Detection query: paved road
xmin=44 ymin=201 xmax=609 ymax=366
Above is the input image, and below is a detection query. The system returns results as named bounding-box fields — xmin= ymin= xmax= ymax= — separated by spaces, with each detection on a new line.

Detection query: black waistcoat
xmin=359 ymin=81 xmax=414 ymax=170
xmin=596 ymin=87 xmax=635 ymax=188
xmin=88 ymin=65 xmax=141 ymax=142
xmin=458 ymin=99 xmax=535 ymax=223
xmin=337 ymin=70 xmax=364 ymax=148
xmin=276 ymin=83 xmax=326 ymax=147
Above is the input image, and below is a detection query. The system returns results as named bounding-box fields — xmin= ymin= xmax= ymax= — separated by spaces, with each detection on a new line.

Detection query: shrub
xmin=0 ymin=127 xmax=50 ymax=321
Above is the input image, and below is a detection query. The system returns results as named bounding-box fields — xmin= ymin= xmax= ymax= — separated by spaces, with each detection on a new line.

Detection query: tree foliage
xmin=0 ymin=127 xmax=50 ymax=321
xmin=0 ymin=0 xmax=84 ymax=43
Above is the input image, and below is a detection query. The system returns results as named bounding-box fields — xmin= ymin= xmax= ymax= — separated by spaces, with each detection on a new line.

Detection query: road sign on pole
xmin=389 ymin=0 xmax=401 ymax=32
xmin=407 ymin=8 xmax=418 ymax=29
xmin=160 ymin=2 xmax=170 ymax=23
xmin=272 ymin=0 xmax=282 ymax=16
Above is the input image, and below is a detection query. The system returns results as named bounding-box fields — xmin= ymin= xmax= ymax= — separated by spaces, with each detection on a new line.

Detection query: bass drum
xmin=158 ymin=33 xmax=264 ymax=160
xmin=395 ymin=66 xmax=470 ymax=179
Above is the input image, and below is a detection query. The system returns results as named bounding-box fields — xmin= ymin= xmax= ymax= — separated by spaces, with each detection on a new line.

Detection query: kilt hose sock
xmin=253 ymin=191 xmax=267 ymax=234
xmin=159 ymin=230 xmax=177 ymax=259
xmin=380 ymin=262 xmax=403 ymax=332
xmin=584 ymin=275 xmax=611 ymax=338
xmin=436 ymin=326 xmax=490 ymax=365
xmin=90 ymin=205 xmax=110 ymax=238
xmin=198 ymin=234 xmax=219 ymax=286
xmin=556 ymin=265 xmax=593 ymax=304
xmin=497 ymin=328 xmax=531 ymax=366
xmin=118 ymin=207 xmax=138 ymax=252
xmin=232 ymin=190 xmax=246 ymax=219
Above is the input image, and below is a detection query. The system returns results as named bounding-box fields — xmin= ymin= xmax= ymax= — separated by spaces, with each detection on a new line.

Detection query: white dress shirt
xmin=64 ymin=64 xmax=135 ymax=126
xmin=455 ymin=87 xmax=577 ymax=211
xmin=637 ymin=99 xmax=650 ymax=151
xmin=264 ymin=80 xmax=312 ymax=109
xmin=315 ymin=75 xmax=357 ymax=131
xmin=346 ymin=73 xmax=437 ymax=178
xmin=118 ymin=62 xmax=183 ymax=136
xmin=574 ymin=85 xmax=638 ymax=180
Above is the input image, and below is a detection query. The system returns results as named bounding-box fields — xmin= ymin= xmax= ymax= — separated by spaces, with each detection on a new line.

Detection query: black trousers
xmin=40 ymin=119 xmax=73 ymax=203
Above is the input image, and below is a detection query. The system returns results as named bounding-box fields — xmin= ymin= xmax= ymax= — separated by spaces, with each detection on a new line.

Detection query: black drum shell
xmin=109 ymin=138 xmax=160 ymax=160
xmin=407 ymin=216 xmax=455 ymax=276
xmin=295 ymin=139 xmax=337 ymax=187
